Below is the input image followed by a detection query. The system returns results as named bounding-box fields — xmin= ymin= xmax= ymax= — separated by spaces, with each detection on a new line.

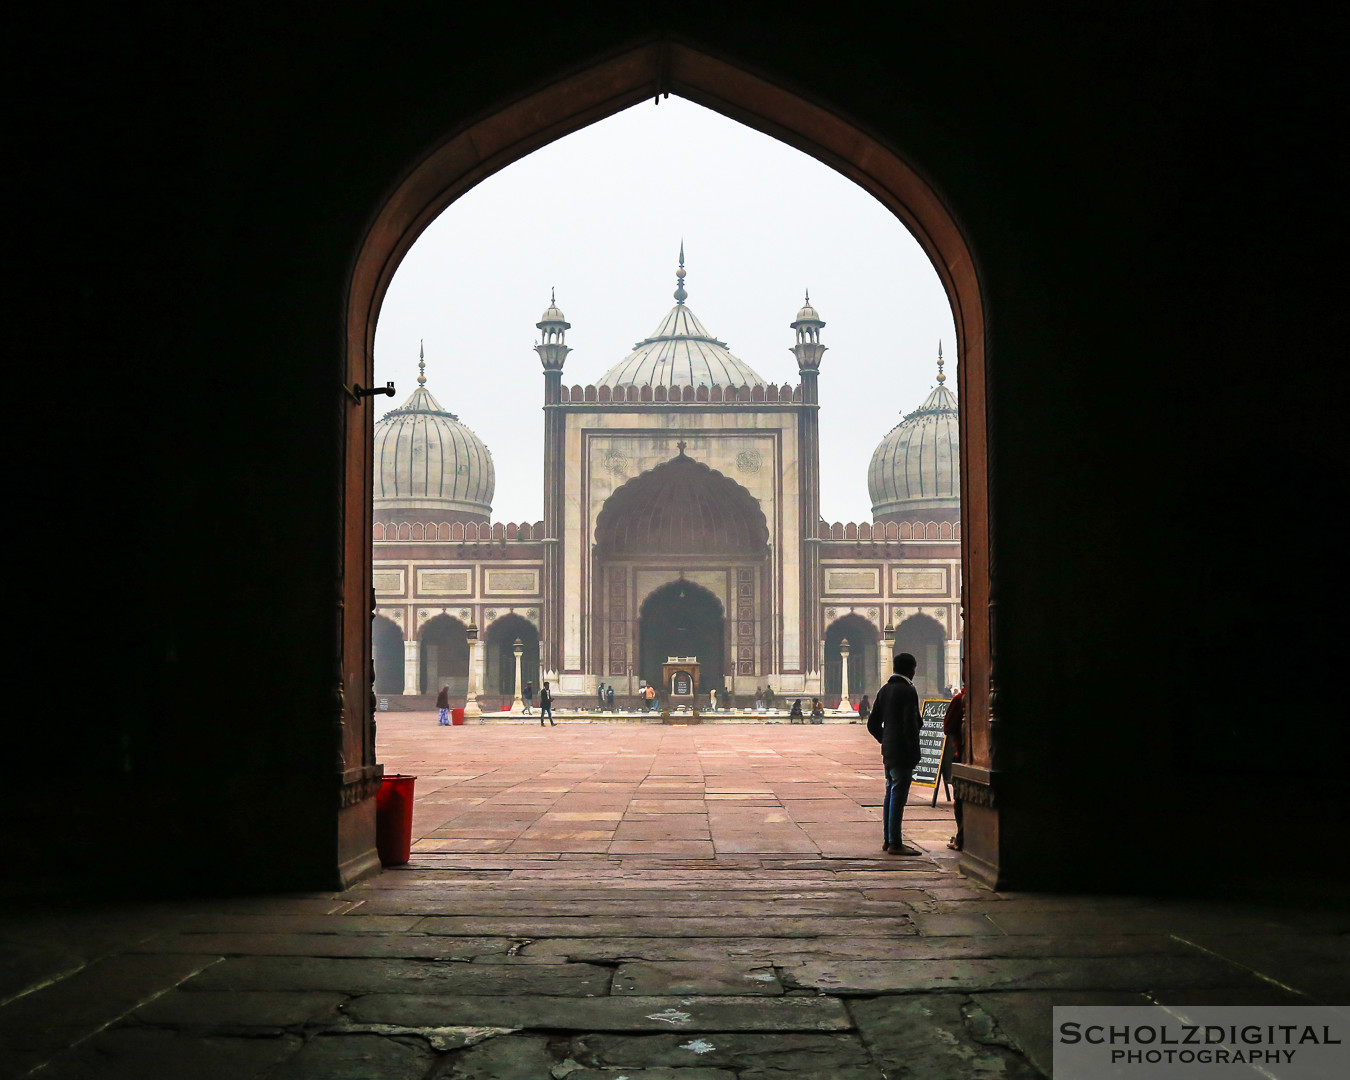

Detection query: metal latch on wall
xmin=346 ymin=381 xmax=395 ymax=404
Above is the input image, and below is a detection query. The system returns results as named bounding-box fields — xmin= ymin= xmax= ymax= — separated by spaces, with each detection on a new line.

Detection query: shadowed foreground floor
xmin=1 ymin=722 xmax=1344 ymax=1078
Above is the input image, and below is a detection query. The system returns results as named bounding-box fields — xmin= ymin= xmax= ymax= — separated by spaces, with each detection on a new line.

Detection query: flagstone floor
xmin=1 ymin=720 xmax=1344 ymax=1079
xmin=388 ymin=715 xmax=958 ymax=861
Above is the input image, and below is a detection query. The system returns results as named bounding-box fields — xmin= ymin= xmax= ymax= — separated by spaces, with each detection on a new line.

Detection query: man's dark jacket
xmin=867 ymin=674 xmax=921 ymax=768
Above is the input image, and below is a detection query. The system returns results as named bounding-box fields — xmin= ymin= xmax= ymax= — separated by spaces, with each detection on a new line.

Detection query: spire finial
xmin=674 ymin=242 xmax=687 ymax=304
xmin=550 ymin=286 xmax=556 ymax=305
xmin=936 ymin=340 xmax=945 ymax=385
xmin=805 ymin=288 xmax=810 ymax=305
xmin=418 ymin=339 xmax=426 ymax=386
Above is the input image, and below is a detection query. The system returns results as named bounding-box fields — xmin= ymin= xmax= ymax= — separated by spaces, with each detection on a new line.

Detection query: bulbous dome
xmin=868 ymin=379 xmax=960 ymax=524
xmin=596 ymin=303 xmax=767 ymax=391
xmin=374 ymin=380 xmax=494 ymax=523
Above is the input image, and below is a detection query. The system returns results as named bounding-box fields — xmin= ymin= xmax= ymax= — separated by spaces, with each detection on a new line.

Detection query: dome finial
xmin=418 ymin=339 xmax=426 ymax=386
xmin=674 ymin=241 xmax=687 ymax=304
xmin=805 ymin=288 xmax=810 ymax=305
xmin=936 ymin=340 xmax=945 ymax=385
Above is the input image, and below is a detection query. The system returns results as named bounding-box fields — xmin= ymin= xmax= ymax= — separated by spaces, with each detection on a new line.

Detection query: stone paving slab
xmin=412 ymin=915 xmax=916 ymax=938
xmin=849 ymin=993 xmax=1044 ymax=1078
xmin=341 ymin=992 xmax=853 ymax=1031
xmin=133 ymin=989 xmax=348 ymax=1028
xmin=568 ymin=1031 xmax=880 ymax=1076
xmin=780 ymin=954 xmax=1267 ymax=994
xmin=612 ymin=961 xmax=784 ymax=996
xmin=182 ymin=955 xmax=613 ymax=996
xmin=33 ymin=1028 xmax=302 ymax=1080
xmin=128 ymin=933 xmax=518 ymax=959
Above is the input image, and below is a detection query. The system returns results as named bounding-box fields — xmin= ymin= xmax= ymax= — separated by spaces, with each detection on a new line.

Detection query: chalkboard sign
xmin=913 ymin=698 xmax=950 ymax=788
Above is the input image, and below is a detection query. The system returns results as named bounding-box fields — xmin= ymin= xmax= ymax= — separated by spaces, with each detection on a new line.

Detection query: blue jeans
xmin=540 ymin=702 xmax=552 ymax=722
xmin=883 ymin=763 xmax=914 ymax=848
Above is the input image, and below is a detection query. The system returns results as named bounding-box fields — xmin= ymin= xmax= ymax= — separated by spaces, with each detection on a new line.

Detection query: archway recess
xmin=639 ymin=580 xmax=725 ymax=695
xmin=484 ymin=614 xmax=540 ymax=704
xmin=344 ymin=36 xmax=989 ymax=881
xmin=825 ymin=614 xmax=880 ymax=705
xmin=895 ymin=614 xmax=947 ymax=700
xmin=372 ymin=616 xmax=404 ymax=696
xmin=419 ymin=614 xmax=469 ymax=698
xmin=595 ymin=455 xmax=769 ymax=557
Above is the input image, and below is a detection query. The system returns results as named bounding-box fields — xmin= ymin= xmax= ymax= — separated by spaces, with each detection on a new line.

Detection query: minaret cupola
xmin=535 ymin=289 xmax=571 ymax=372
xmin=790 ymin=290 xmax=827 ymax=372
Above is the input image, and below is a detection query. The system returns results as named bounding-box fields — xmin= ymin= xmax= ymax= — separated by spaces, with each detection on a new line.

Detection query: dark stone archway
xmin=639 ymin=581 xmax=725 ymax=698
xmin=372 ymin=616 xmax=404 ymax=696
xmin=484 ymin=614 xmax=540 ymax=701
xmin=895 ymin=615 xmax=947 ymax=700
xmin=418 ymin=615 xmax=469 ymax=698
xmin=824 ymin=614 xmax=880 ymax=706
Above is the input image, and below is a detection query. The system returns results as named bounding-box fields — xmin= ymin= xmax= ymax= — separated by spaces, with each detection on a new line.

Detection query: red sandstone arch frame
xmin=343 ymin=36 xmax=991 ymax=805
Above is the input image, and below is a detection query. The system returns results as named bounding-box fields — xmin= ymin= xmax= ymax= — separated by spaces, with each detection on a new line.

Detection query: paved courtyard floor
xmin=1 ymin=720 xmax=1345 ymax=1079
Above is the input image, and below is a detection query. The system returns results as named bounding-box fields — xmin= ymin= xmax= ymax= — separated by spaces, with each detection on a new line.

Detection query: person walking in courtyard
xmin=539 ymin=681 xmax=555 ymax=726
xmin=436 ymin=686 xmax=451 ymax=726
xmin=868 ymin=652 xmax=923 ymax=856
xmin=523 ymin=681 xmax=534 ymax=715
xmin=858 ymin=693 xmax=871 ymax=723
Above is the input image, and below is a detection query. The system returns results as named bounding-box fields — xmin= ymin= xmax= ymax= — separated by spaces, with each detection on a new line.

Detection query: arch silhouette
xmin=345 ymin=37 xmax=989 ymax=775
xmin=596 ymin=455 xmax=768 ymax=556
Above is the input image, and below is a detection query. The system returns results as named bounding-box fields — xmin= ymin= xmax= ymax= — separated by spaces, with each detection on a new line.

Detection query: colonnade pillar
xmin=402 ymin=638 xmax=420 ymax=696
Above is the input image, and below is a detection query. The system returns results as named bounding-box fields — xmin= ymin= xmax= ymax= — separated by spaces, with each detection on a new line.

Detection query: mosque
xmin=372 ymin=255 xmax=962 ymax=712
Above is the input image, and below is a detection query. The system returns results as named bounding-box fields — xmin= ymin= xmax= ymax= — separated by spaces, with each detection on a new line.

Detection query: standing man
xmin=867 ymin=652 xmax=923 ymax=856
xmin=522 ymin=681 xmax=534 ymax=715
xmin=539 ymin=681 xmax=555 ymax=727
xmin=765 ymin=685 xmax=776 ymax=711
xmin=596 ymin=682 xmax=606 ymax=711
xmin=606 ymin=684 xmax=615 ymax=711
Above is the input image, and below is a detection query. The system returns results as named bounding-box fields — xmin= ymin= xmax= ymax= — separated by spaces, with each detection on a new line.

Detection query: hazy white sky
xmin=374 ymin=96 xmax=956 ymax=524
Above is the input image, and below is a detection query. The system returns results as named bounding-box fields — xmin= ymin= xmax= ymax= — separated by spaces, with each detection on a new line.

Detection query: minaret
xmin=535 ymin=291 xmax=571 ymax=683
xmin=790 ymin=293 xmax=826 ymax=690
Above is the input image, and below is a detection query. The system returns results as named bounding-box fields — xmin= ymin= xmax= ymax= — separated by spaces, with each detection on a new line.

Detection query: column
xmin=835 ymin=637 xmax=856 ymax=715
xmin=462 ymin=625 xmax=483 ymax=720
xmin=508 ymin=638 xmax=525 ymax=714
xmin=402 ymin=638 xmax=420 ymax=696
xmin=946 ymin=638 xmax=963 ymax=693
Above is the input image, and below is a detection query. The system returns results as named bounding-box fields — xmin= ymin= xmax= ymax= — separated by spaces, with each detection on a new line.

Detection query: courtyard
xmin=0 ymin=722 xmax=1343 ymax=1078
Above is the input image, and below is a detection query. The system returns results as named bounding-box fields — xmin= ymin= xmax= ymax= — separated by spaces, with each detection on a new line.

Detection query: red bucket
xmin=451 ymin=707 xmax=465 ymax=725
xmin=375 ymin=773 xmax=417 ymax=866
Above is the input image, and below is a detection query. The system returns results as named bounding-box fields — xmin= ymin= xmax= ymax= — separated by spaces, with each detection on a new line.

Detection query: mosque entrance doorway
xmin=344 ymin=39 xmax=991 ymax=887
xmin=639 ymin=581 xmax=724 ymax=700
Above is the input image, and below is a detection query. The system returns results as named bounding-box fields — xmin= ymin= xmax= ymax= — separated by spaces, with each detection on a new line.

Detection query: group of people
xmin=866 ymin=652 xmax=965 ymax=856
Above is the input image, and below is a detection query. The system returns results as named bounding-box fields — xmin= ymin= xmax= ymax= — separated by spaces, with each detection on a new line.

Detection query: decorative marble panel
xmin=825 ymin=568 xmax=880 ymax=594
xmin=891 ymin=567 xmax=947 ymax=594
xmin=484 ymin=568 xmax=540 ymax=594
xmin=373 ymin=569 xmax=404 ymax=594
xmin=417 ymin=569 xmax=471 ymax=595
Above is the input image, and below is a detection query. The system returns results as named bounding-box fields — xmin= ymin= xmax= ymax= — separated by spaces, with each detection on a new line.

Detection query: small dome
xmin=596 ymin=304 xmax=767 ymax=390
xmin=537 ymin=289 xmax=569 ymax=328
xmin=868 ymin=379 xmax=960 ymax=524
xmin=793 ymin=291 xmax=822 ymax=325
xmin=374 ymin=381 xmax=494 ymax=523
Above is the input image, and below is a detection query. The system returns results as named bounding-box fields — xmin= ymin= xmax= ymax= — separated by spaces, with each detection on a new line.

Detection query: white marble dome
xmin=596 ymin=302 xmax=767 ymax=391
xmin=374 ymin=380 xmax=494 ymax=522
xmin=868 ymin=379 xmax=960 ymax=523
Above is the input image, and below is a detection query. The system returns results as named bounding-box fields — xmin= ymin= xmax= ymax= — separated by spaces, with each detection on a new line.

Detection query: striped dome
xmin=374 ymin=382 xmax=494 ymax=522
xmin=868 ymin=382 xmax=960 ymax=524
xmin=596 ymin=303 xmax=767 ymax=391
